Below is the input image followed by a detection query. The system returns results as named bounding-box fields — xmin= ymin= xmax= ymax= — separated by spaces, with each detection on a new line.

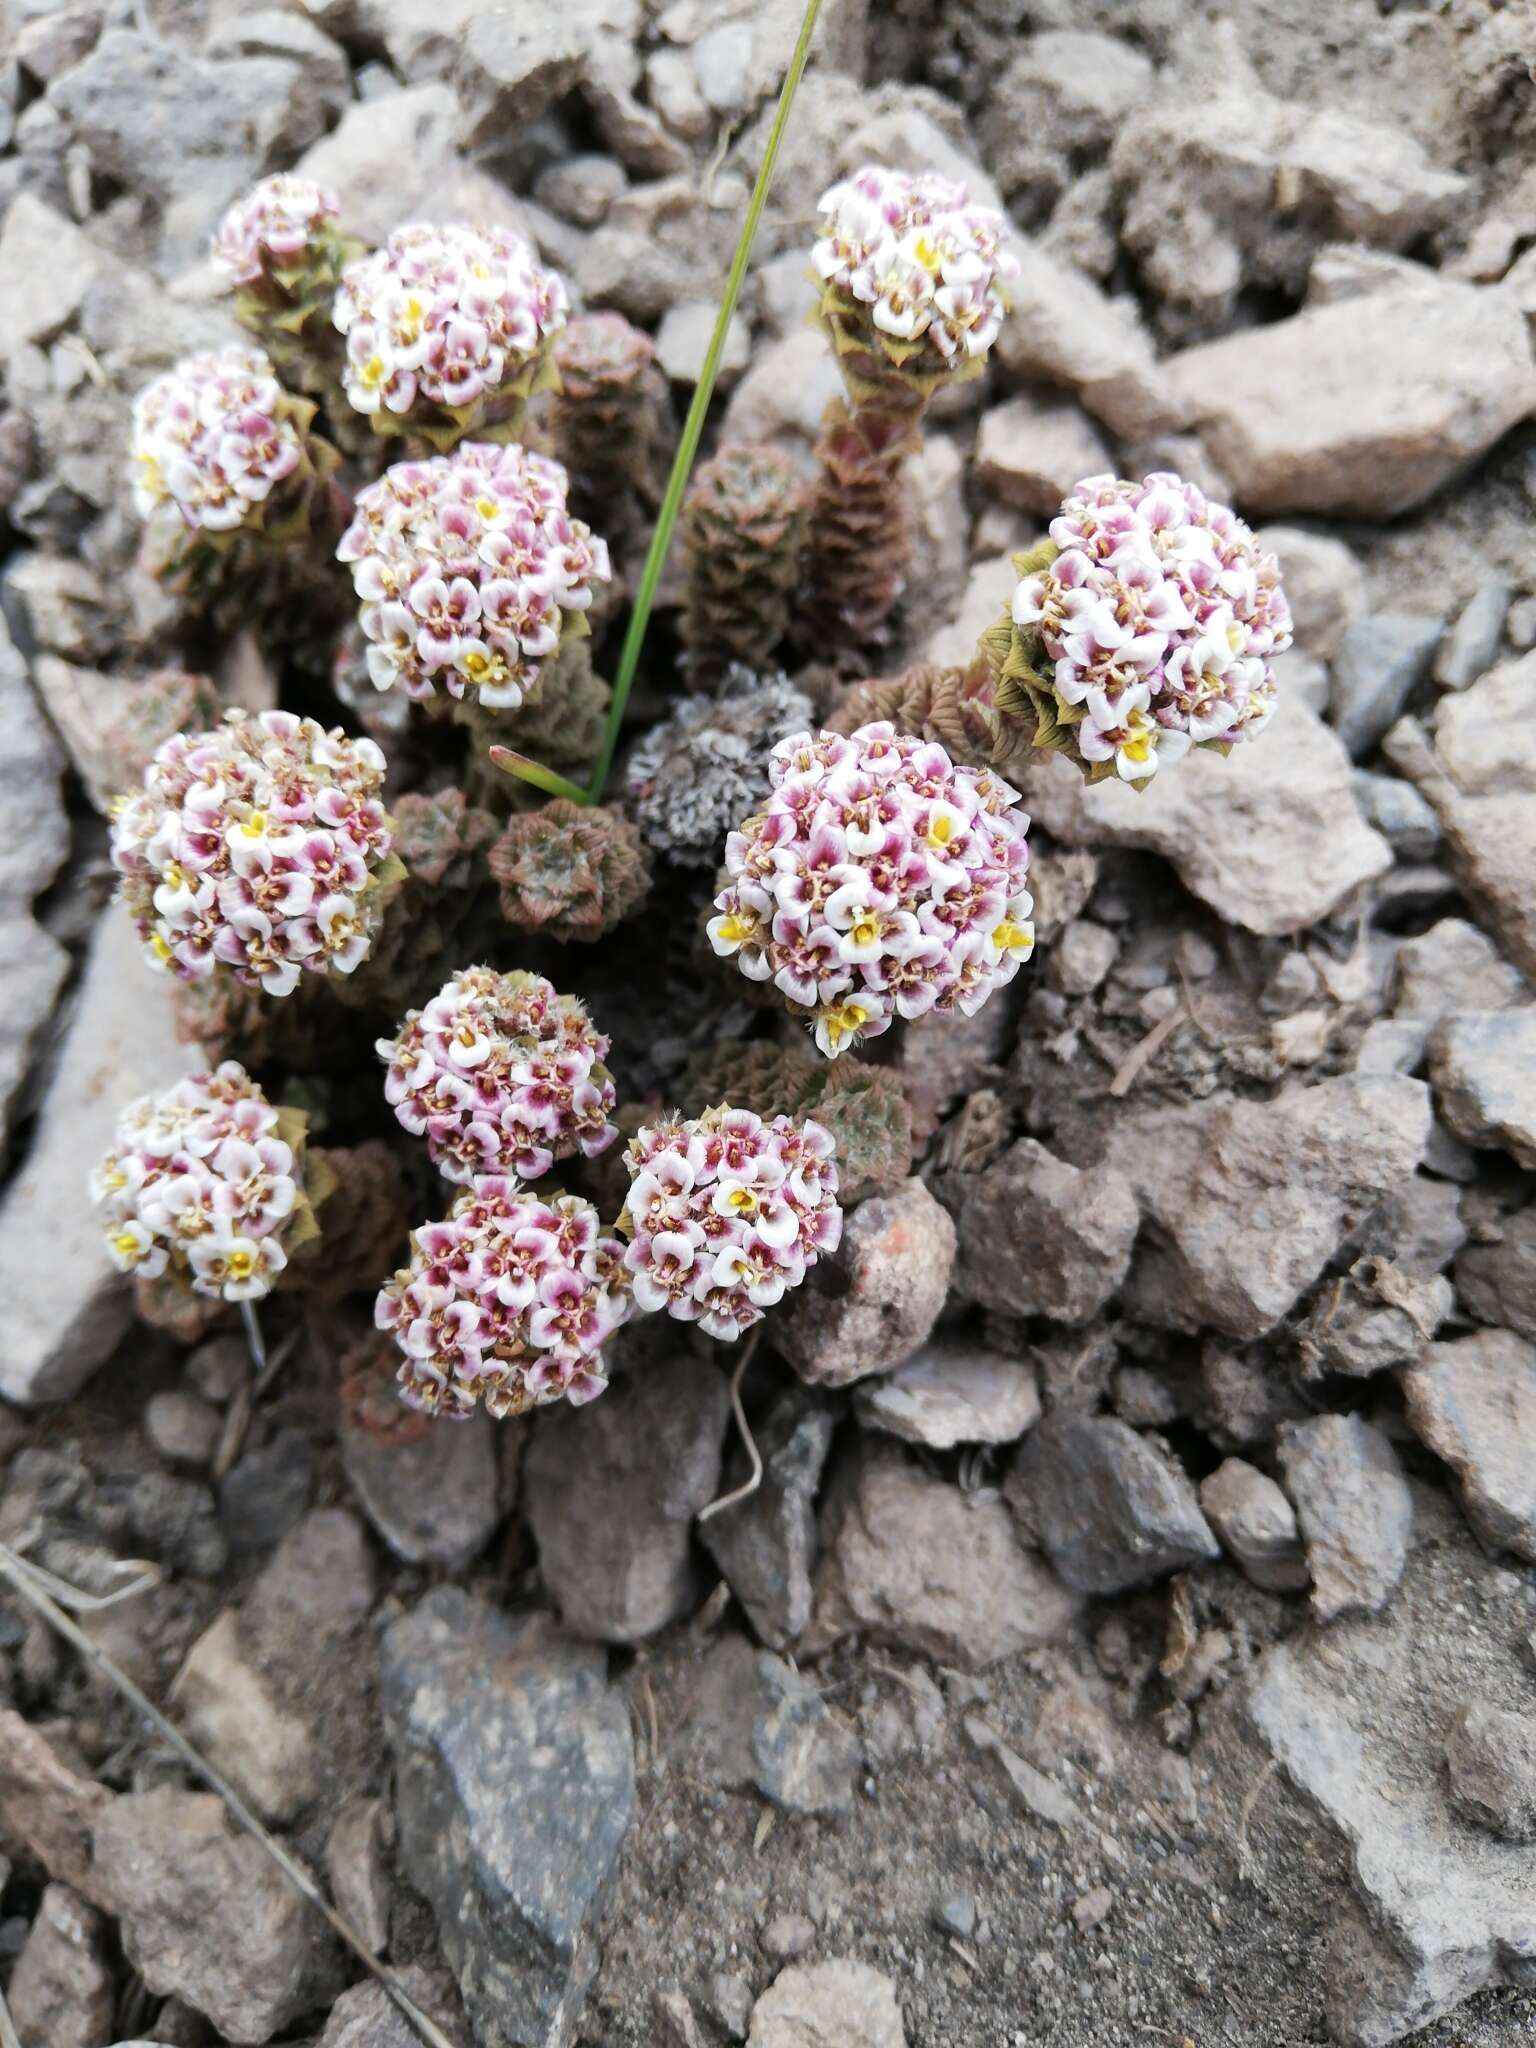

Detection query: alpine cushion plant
xmin=707 ymin=721 xmax=1035 ymax=1057
xmin=211 ymin=174 xmax=361 ymax=396
xmin=487 ymin=800 xmax=651 ymax=942
xmin=375 ymin=1179 xmax=633 ymax=1418
xmin=627 ymin=671 xmax=816 ymax=867
xmin=110 ymin=709 xmax=399 ymax=997
xmin=984 ymin=471 xmax=1295 ymax=784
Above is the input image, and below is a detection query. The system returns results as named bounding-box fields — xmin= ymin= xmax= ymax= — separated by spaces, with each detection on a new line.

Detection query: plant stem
xmin=487 ymin=747 xmax=591 ymax=804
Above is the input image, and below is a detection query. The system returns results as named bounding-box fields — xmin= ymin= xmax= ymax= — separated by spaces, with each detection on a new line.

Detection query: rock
xmin=218 ymin=1426 xmax=314 ymax=1552
xmin=326 ymin=1796 xmax=392 ymax=1958
xmin=1430 ymin=651 xmax=1536 ymax=794
xmin=143 ymin=1389 xmax=221 ymax=1468
xmin=578 ymin=177 xmax=732 ymax=324
xmin=989 ymin=243 xmax=1178 ymax=441
xmin=7 ymin=1883 xmax=114 ymax=2048
xmin=380 ymin=1589 xmax=634 ymax=2048
xmin=534 ymin=154 xmax=625 ymax=228
xmin=1072 ymin=1885 xmax=1114 ymax=1933
xmin=853 ymin=1338 xmax=1041 ymax=1449
xmin=711 ymin=1973 xmax=754 ymax=2041
xmin=720 ymin=327 xmax=844 ymax=466
xmin=1352 ymin=771 xmax=1441 ymax=862
xmin=974 ymin=391 xmax=1113 ymax=517
xmin=1455 ymin=1204 xmax=1536 ymax=1343
xmin=922 ymin=549 xmax=1020 ymax=669
xmin=243 ymin=1507 xmax=376 ymax=1655
xmin=186 ymin=1332 xmax=250 ymax=1405
xmin=906 ymin=433 xmax=970 ymax=625
xmin=760 ymin=1915 xmax=815 ymax=1961
xmin=0 ymin=1711 xmax=113 ymax=1907
xmin=1007 ymin=1414 xmax=1218 ymax=1595
xmin=654 ymin=302 xmax=750 ymax=387
xmin=92 ymin=1787 xmax=342 ymax=2043
xmin=980 ymin=32 xmax=1152 ymax=205
xmin=1256 ymin=524 xmax=1366 ymax=661
xmin=1296 ymin=1258 xmax=1451 ymax=1379
xmin=455 ymin=9 xmax=585 ymax=147
xmin=655 ymin=1983 xmax=707 ymax=2048
xmin=1275 ymin=1414 xmax=1412 ymax=1621
xmin=963 ymin=1713 xmax=1094 ymax=1834
xmin=1392 ymin=918 xmax=1527 ymax=1027
xmin=683 ymin=1637 xmax=859 ymax=1817
xmin=524 ymin=1343 xmax=728 ymax=1643
xmin=699 ymin=1394 xmax=832 ymax=1651
xmin=1428 ymin=1009 xmax=1536 ymax=1168
xmin=1165 ymin=279 xmax=1536 ymax=517
xmin=0 ymin=910 xmax=199 ymax=1406
xmin=1198 ymin=1457 xmax=1309 ymax=1592
xmin=204 ymin=11 xmax=351 ymax=141
xmin=1402 ymin=1330 xmax=1536 ymax=1562
xmin=815 ymin=1443 xmax=1080 ymax=1671
xmin=174 ymin=1611 xmax=319 ymax=1825
xmin=747 ymin=1959 xmax=906 ymax=2048
xmin=294 ymin=84 xmax=528 ymax=245
xmin=0 ymin=616 xmax=69 ymax=1150
xmin=316 ymin=1969 xmax=465 ymax=2048
xmin=342 ymin=1406 xmax=504 ymax=1570
xmin=1329 ymin=612 xmax=1443 ymax=759
xmin=940 ymin=1139 xmax=1139 ymax=1326
xmin=1046 ymin=918 xmax=1119 ymax=996
xmin=1020 ymin=697 xmax=1391 ymax=936
xmin=777 ymin=1179 xmax=955 ymax=1389
xmin=1444 ymin=1702 xmax=1536 ymax=1843
xmin=1435 ymin=580 xmax=1512 ymax=692
xmin=1198 ymin=1340 xmax=1311 ymax=1451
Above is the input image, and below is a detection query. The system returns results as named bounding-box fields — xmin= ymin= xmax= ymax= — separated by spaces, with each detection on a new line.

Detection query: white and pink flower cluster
xmin=333 ymin=221 xmax=566 ymax=425
xmin=91 ymin=1064 xmax=299 ymax=1303
xmin=212 ymin=174 xmax=341 ymax=289
xmin=131 ymin=347 xmax=303 ymax=534
xmin=375 ymin=1179 xmax=632 ymax=1418
xmin=336 ymin=441 xmax=610 ymax=713
xmin=813 ymin=164 xmax=1018 ymax=365
xmin=1012 ymin=471 xmax=1294 ymax=782
xmin=708 ymin=721 xmax=1034 ymax=1058
xmin=111 ymin=709 xmax=393 ymax=997
xmin=378 ymin=966 xmax=617 ymax=1186
xmin=623 ymin=1105 xmax=842 ymax=1343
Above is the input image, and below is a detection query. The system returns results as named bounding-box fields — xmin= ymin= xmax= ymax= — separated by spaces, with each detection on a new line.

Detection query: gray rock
xmin=1434 ymin=579 xmax=1512 ymax=692
xmin=941 ymin=1139 xmax=1139 ymax=1326
xmin=316 ymin=1969 xmax=466 ymax=2048
xmin=994 ymin=235 xmax=1181 ymax=439
xmin=0 ymin=1710 xmax=114 ymax=1908
xmin=963 ymin=1713 xmax=1094 ymax=1834
xmin=1007 ymin=1414 xmax=1218 ymax=1596
xmin=455 ymin=9 xmax=585 ymax=148
xmin=1199 ymin=1457 xmax=1309 ymax=1592
xmin=1402 ymin=1330 xmax=1536 ymax=1562
xmin=1431 ymin=650 xmax=1536 ymax=795
xmin=1296 ymin=1258 xmax=1451 ymax=1379
xmin=682 ymin=1637 xmax=859 ymax=1818
xmin=143 ymin=1389 xmax=221 ymax=1468
xmin=342 ymin=1405 xmax=504 ymax=1570
xmin=974 ymin=391 xmax=1113 ymax=517
xmin=293 ymin=83 xmax=528 ymax=245
xmin=218 ymin=1427 xmax=313 ymax=1553
xmin=0 ymin=910 xmax=199 ymax=1406
xmin=380 ymin=1589 xmax=634 ymax=2048
xmin=981 ymin=31 xmax=1152 ymax=205
xmin=932 ymin=1890 xmax=977 ymax=1939
xmin=654 ymin=302 xmax=750 ymax=387
xmin=1275 ymin=1414 xmax=1413 ymax=1621
xmin=1046 ymin=918 xmax=1120 ymax=997
xmin=699 ymin=1394 xmax=832 ymax=1651
xmin=853 ymin=1338 xmax=1041 ymax=1450
xmin=92 ymin=1787 xmax=342 ymax=2043
xmin=1428 ymin=1008 xmax=1536 ymax=1168
xmin=533 ymin=154 xmax=625 ymax=228
xmin=1392 ymin=918 xmax=1527 ymax=1028
xmin=777 ymin=1180 xmax=955 ymax=1389
xmin=721 ymin=329 xmax=845 ymax=467
xmin=815 ymin=1443 xmax=1081 ymax=1671
xmin=1352 ymin=771 xmax=1441 ymax=862
xmin=1256 ymin=524 xmax=1367 ymax=661
xmin=1455 ymin=1203 xmax=1536 ymax=1343
xmin=1445 ymin=1702 xmax=1536 ymax=1843
xmin=524 ymin=1342 xmax=729 ymax=1643
xmin=747 ymin=1959 xmax=907 ymax=2048
xmin=1351 ymin=1018 xmax=1429 ymax=1076
xmin=7 ymin=1882 xmax=114 ymax=2048
xmin=760 ymin=1914 xmax=816 ymax=1961
xmin=0 ymin=614 xmax=68 ymax=1150
xmin=243 ymin=1507 xmax=376 ymax=1658
xmin=711 ymin=1974 xmax=753 ymax=2040
xmin=174 ymin=1611 xmax=318 ymax=1825
xmin=325 ymin=1796 xmax=392 ymax=1958
xmin=1330 ymin=612 xmax=1443 ymax=759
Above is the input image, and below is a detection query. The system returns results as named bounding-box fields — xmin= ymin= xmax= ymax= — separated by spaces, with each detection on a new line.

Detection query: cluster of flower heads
xmin=1009 ymin=472 xmax=1294 ymax=782
xmin=211 ymin=174 xmax=342 ymax=290
xmin=378 ymin=966 xmax=617 ymax=1186
xmin=375 ymin=1178 xmax=632 ymax=1418
xmin=131 ymin=347 xmax=306 ymax=535
xmin=333 ymin=222 xmax=566 ymax=429
xmin=708 ymin=721 xmax=1034 ymax=1058
xmin=335 ymin=442 xmax=609 ymax=712
xmin=91 ymin=1064 xmax=300 ymax=1303
xmin=622 ymin=1105 xmax=842 ymax=1342
xmin=812 ymin=164 xmax=1018 ymax=367
xmin=110 ymin=709 xmax=394 ymax=997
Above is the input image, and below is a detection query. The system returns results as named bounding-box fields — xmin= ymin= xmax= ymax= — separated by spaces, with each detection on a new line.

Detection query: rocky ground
xmin=1 ymin=1 xmax=1536 ymax=2046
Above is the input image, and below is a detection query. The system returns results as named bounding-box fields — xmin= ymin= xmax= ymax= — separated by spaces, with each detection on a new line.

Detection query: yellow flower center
xmin=1121 ymin=734 xmax=1154 ymax=764
xmin=149 ymin=933 xmax=173 ymax=962
xmin=992 ymin=920 xmax=1034 ymax=956
xmin=718 ymin=912 xmax=757 ymax=944
xmin=850 ymin=916 xmax=880 ymax=946
xmin=112 ymin=1231 xmax=142 ymax=1260
xmin=227 ymin=1249 xmax=257 ymax=1280
xmin=823 ymin=1001 xmax=870 ymax=1049
xmin=927 ymin=813 xmax=955 ymax=848
xmin=476 ymin=495 xmax=499 ymax=520
xmin=360 ymin=354 xmax=388 ymax=390
xmin=237 ymin=811 xmax=269 ymax=839
xmin=725 ymin=1187 xmax=758 ymax=1214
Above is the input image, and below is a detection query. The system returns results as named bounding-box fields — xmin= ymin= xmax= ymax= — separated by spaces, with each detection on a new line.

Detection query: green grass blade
xmin=487 ymin=747 xmax=592 ymax=803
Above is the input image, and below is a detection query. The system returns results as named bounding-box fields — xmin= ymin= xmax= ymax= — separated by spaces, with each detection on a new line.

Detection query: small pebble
xmin=760 ymin=1911 xmax=816 ymax=1960
xmin=1072 ymin=1885 xmax=1114 ymax=1933
xmin=933 ymin=1890 xmax=978 ymax=1940
xmin=709 ymin=1972 xmax=753 ymax=2042
xmin=144 ymin=1388 xmax=221 ymax=1467
xmin=185 ymin=1333 xmax=249 ymax=1406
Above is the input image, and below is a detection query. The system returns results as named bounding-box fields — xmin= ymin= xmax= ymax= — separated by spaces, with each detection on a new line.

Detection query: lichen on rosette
xmin=378 ymin=965 xmax=617 ymax=1185
xmin=627 ymin=670 xmax=816 ymax=868
xmin=980 ymin=471 xmax=1294 ymax=786
xmin=332 ymin=221 xmax=567 ymax=448
xmin=620 ymin=1104 xmax=842 ymax=1342
xmin=707 ymin=721 xmax=1034 ymax=1059
xmin=487 ymin=800 xmax=651 ymax=943
xmin=110 ymin=709 xmax=401 ymax=998
xmin=211 ymin=174 xmax=362 ymax=395
xmin=90 ymin=1062 xmax=319 ymax=1306
xmin=376 ymin=1177 xmax=632 ymax=1418
xmin=335 ymin=441 xmax=610 ymax=719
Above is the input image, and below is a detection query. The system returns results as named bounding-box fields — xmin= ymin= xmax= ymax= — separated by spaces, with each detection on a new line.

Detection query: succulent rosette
xmin=90 ymin=1063 xmax=316 ymax=1304
xmin=376 ymin=1177 xmax=632 ymax=1418
xmin=621 ymin=1105 xmax=842 ymax=1342
xmin=378 ymin=966 xmax=617 ymax=1185
xmin=110 ymin=709 xmax=399 ymax=997
xmin=333 ymin=221 xmax=567 ymax=446
xmin=335 ymin=441 xmax=610 ymax=715
xmin=983 ymin=471 xmax=1294 ymax=785
xmin=707 ymin=721 xmax=1034 ymax=1058
xmin=211 ymin=175 xmax=361 ymax=393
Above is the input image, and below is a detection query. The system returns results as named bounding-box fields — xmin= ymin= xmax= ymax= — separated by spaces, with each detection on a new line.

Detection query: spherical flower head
xmin=212 ymin=174 xmax=342 ymax=290
xmin=621 ymin=1104 xmax=843 ymax=1342
xmin=335 ymin=441 xmax=610 ymax=716
xmin=996 ymin=471 xmax=1294 ymax=784
xmin=130 ymin=346 xmax=309 ymax=536
xmin=375 ymin=1177 xmax=632 ymax=1419
xmin=333 ymin=221 xmax=567 ymax=441
xmin=812 ymin=163 xmax=1018 ymax=381
xmin=91 ymin=1062 xmax=303 ymax=1304
xmin=378 ymin=965 xmax=617 ymax=1186
xmin=109 ymin=708 xmax=396 ymax=997
xmin=707 ymin=721 xmax=1034 ymax=1058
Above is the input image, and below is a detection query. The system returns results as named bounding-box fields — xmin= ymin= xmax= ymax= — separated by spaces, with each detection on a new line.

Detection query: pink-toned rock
xmin=0 ymin=1710 xmax=114 ymax=1908
xmin=776 ymin=1179 xmax=955 ymax=1388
